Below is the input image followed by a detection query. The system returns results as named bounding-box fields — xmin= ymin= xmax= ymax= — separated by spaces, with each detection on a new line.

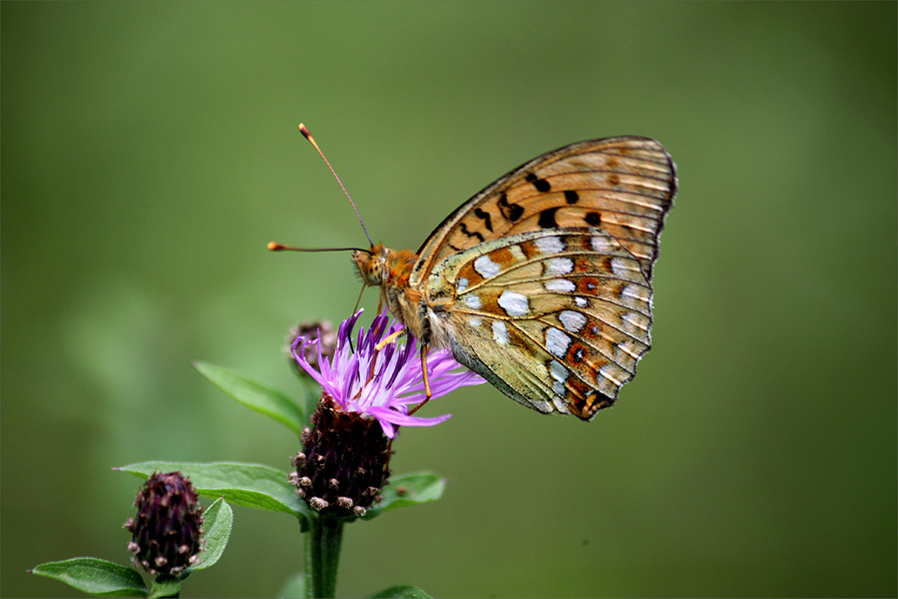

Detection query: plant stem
xmin=305 ymin=515 xmax=344 ymax=599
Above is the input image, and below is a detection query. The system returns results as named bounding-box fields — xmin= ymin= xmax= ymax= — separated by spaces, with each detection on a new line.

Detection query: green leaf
xmin=187 ymin=496 xmax=232 ymax=572
xmin=193 ymin=361 xmax=309 ymax=435
xmin=363 ymin=472 xmax=446 ymax=519
xmin=367 ymin=584 xmax=434 ymax=598
xmin=147 ymin=577 xmax=180 ymax=598
xmin=30 ymin=558 xmax=147 ymax=597
xmin=116 ymin=461 xmax=312 ymax=528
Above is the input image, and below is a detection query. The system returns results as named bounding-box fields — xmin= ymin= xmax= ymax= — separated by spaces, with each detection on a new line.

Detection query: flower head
xmin=124 ymin=472 xmax=204 ymax=577
xmin=289 ymin=311 xmax=483 ymax=517
xmin=292 ymin=310 xmax=484 ymax=439
xmin=286 ymin=319 xmax=337 ymax=374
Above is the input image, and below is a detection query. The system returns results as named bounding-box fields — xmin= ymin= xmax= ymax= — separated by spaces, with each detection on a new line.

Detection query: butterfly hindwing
xmin=424 ymin=227 xmax=653 ymax=420
xmin=411 ymin=136 xmax=676 ymax=289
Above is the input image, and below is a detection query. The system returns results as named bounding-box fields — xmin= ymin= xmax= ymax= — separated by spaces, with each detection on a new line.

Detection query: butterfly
xmin=273 ymin=128 xmax=677 ymax=420
xmin=348 ymin=135 xmax=677 ymax=421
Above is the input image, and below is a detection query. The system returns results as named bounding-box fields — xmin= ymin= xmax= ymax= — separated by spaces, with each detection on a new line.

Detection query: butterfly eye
xmin=368 ymin=260 xmax=384 ymax=283
xmin=352 ymin=249 xmax=384 ymax=286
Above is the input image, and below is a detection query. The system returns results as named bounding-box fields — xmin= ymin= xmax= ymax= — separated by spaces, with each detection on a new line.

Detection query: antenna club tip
xmin=268 ymin=241 xmax=285 ymax=251
xmin=298 ymin=123 xmax=311 ymax=139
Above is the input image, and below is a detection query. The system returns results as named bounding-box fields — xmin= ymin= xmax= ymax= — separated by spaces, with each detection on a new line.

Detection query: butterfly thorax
xmin=353 ymin=244 xmax=431 ymax=341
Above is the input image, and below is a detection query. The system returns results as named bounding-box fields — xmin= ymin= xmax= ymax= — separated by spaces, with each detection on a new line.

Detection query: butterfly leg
xmin=408 ymin=345 xmax=432 ymax=415
xmin=374 ymin=327 xmax=406 ymax=352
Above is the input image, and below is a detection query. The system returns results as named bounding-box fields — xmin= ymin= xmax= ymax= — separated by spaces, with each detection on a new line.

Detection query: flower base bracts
xmin=124 ymin=471 xmax=204 ymax=577
xmin=290 ymin=394 xmax=392 ymax=518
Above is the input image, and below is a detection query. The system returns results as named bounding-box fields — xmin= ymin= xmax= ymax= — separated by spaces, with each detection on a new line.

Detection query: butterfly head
xmin=352 ymin=244 xmax=390 ymax=287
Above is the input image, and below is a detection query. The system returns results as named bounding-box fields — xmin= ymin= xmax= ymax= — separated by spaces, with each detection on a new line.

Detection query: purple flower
xmin=292 ymin=311 xmax=484 ymax=439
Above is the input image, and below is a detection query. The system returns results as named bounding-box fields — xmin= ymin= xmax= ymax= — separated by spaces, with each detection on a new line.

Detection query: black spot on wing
xmin=459 ymin=222 xmax=485 ymax=243
xmin=538 ymin=207 xmax=560 ymax=229
xmin=473 ymin=207 xmax=493 ymax=232
xmin=569 ymin=343 xmax=587 ymax=364
xmin=564 ymin=190 xmax=579 ymax=204
xmin=526 ymin=172 xmax=551 ymax=192
xmin=585 ymin=211 xmax=602 ymax=226
xmin=498 ymin=192 xmax=524 ymax=222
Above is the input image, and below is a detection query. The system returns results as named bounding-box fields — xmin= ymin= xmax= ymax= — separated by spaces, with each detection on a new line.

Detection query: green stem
xmin=305 ymin=515 xmax=344 ymax=599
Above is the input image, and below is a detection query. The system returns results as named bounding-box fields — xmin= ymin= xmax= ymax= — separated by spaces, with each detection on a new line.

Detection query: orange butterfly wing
xmin=410 ymin=136 xmax=676 ymax=289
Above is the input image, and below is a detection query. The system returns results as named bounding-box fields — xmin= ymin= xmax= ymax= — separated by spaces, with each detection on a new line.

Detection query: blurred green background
xmin=2 ymin=2 xmax=895 ymax=597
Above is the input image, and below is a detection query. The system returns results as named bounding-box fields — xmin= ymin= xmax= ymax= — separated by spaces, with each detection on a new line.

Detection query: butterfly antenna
xmin=299 ymin=124 xmax=374 ymax=248
xmin=267 ymin=242 xmax=367 ymax=253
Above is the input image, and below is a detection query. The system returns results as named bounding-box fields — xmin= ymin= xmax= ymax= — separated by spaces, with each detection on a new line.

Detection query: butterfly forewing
xmin=411 ymin=136 xmax=676 ymax=288
xmin=425 ymin=227 xmax=654 ymax=420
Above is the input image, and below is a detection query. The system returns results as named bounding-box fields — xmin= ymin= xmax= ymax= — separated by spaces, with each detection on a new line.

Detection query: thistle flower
xmin=291 ymin=310 xmax=483 ymax=440
xmin=124 ymin=471 xmax=204 ymax=577
xmin=289 ymin=311 xmax=483 ymax=517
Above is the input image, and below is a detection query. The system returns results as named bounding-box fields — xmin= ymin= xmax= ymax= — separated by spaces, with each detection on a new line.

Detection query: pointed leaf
xmin=116 ymin=461 xmax=312 ymax=528
xmin=363 ymin=472 xmax=446 ymax=519
xmin=187 ymin=496 xmax=232 ymax=572
xmin=367 ymin=584 xmax=434 ymax=598
xmin=194 ymin=361 xmax=309 ymax=435
xmin=30 ymin=558 xmax=147 ymax=597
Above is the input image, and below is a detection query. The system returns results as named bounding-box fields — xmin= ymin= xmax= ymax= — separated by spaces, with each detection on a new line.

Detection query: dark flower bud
xmin=287 ymin=320 xmax=336 ymax=375
xmin=124 ymin=471 xmax=204 ymax=577
xmin=290 ymin=394 xmax=392 ymax=518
